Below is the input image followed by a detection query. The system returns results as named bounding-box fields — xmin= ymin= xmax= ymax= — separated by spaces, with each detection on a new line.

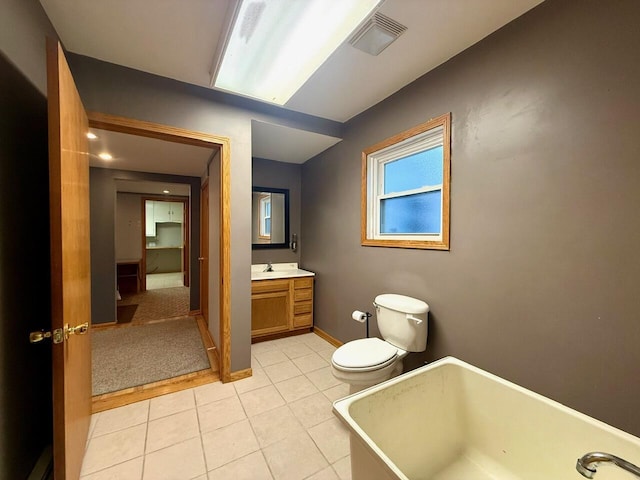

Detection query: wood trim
xmin=313 ymin=327 xmax=343 ymax=348
xmin=251 ymin=328 xmax=312 ymax=343
xmin=189 ymin=309 xmax=202 ymax=316
xmin=361 ymin=113 xmax=451 ymax=251
xmin=228 ymin=368 xmax=252 ymax=382
xmin=87 ymin=112 xmax=233 ymax=386
xmin=196 ymin=315 xmax=219 ymax=373
xmin=219 ymin=137 xmax=232 ymax=382
xmin=92 ymin=369 xmax=218 ymax=413
xmin=91 ymin=321 xmax=117 ymax=329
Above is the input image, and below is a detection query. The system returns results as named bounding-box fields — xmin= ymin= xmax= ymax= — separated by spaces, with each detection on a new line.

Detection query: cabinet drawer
xmin=294 ymin=288 xmax=313 ymax=302
xmin=252 ymin=279 xmax=290 ymax=294
xmin=293 ymin=314 xmax=313 ymax=328
xmin=294 ymin=301 xmax=312 ymax=315
xmin=294 ymin=277 xmax=313 ymax=289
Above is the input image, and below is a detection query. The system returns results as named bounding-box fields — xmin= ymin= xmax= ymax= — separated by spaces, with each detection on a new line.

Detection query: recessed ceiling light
xmin=86 ymin=132 xmax=98 ymax=140
xmin=98 ymin=152 xmax=113 ymax=161
xmin=163 ymin=190 xmax=170 ymax=194
xmin=212 ymin=0 xmax=381 ymax=105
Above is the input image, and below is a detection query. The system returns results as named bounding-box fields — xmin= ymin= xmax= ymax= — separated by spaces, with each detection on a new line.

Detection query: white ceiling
xmin=89 ymin=128 xmax=216 ymax=177
xmin=41 ymin=0 xmax=543 ymax=166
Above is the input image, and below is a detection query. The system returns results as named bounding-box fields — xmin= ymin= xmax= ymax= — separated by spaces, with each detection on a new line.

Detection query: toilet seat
xmin=332 ymin=338 xmax=399 ymax=372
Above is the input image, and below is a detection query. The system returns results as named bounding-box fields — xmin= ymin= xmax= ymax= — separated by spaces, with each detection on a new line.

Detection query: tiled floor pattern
xmin=146 ymin=272 xmax=184 ymax=290
xmin=81 ymin=332 xmax=352 ymax=480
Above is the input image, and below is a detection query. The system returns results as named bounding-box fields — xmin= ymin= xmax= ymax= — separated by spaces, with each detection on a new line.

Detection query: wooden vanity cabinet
xmin=251 ymin=276 xmax=314 ymax=339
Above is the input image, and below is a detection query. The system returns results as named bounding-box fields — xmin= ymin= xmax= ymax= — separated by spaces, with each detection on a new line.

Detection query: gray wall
xmin=206 ymin=154 xmax=221 ymax=347
xmin=90 ymin=168 xmax=201 ymax=324
xmin=68 ymin=54 xmax=336 ymax=371
xmin=0 ymin=52 xmax=52 ymax=479
xmin=252 ymin=157 xmax=301 ymax=264
xmin=302 ymin=0 xmax=640 ymax=436
xmin=116 ymin=193 xmax=143 ymax=260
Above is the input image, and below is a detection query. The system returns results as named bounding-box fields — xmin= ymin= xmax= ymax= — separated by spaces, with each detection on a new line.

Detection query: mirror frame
xmin=252 ymin=186 xmax=290 ymax=249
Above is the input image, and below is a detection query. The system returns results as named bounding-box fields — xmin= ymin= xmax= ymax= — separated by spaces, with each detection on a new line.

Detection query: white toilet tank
xmin=375 ymin=294 xmax=429 ymax=352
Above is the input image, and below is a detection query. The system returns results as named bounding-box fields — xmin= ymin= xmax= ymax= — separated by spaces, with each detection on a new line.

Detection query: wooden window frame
xmin=361 ymin=113 xmax=451 ymax=250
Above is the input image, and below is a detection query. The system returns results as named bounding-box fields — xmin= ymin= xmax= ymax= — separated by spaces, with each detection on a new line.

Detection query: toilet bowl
xmin=331 ymin=294 xmax=429 ymax=394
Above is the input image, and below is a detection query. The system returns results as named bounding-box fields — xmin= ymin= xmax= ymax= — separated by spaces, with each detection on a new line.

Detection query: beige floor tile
xmin=145 ymin=409 xmax=199 ymax=454
xmin=332 ymin=456 xmax=352 ymax=480
xmin=308 ymin=418 xmax=350 ymax=463
xmin=251 ymin=340 xmax=280 ymax=354
xmin=321 ymin=383 xmax=350 ymax=402
xmin=238 ymin=385 xmax=285 ymax=417
xmin=292 ymin=352 xmax=328 ymax=373
xmin=194 ymin=380 xmax=237 ymax=406
xmin=274 ymin=375 xmax=319 ymax=403
xmin=198 ymin=394 xmax=246 ymax=433
xmin=306 ymin=466 xmax=340 ymax=480
xmin=143 ymin=437 xmax=206 ymax=480
xmin=315 ymin=347 xmax=337 ymax=363
xmin=233 ymin=368 xmax=272 ymax=394
xmin=249 ymin=405 xmax=306 ymax=448
xmin=280 ymin=342 xmax=313 ymax=359
xmin=92 ymin=401 xmax=149 ymax=437
xmin=81 ymin=424 xmax=146 ymax=476
xmin=253 ymin=349 xmax=289 ymax=367
xmin=207 ymin=451 xmax=273 ymax=480
xmin=302 ymin=335 xmax=334 ymax=352
xmin=306 ymin=367 xmax=341 ymax=391
xmin=288 ymin=392 xmax=334 ymax=429
xmin=149 ymin=389 xmax=195 ymax=420
xmin=262 ymin=432 xmax=328 ymax=480
xmin=88 ymin=413 xmax=100 ymax=440
xmin=264 ymin=360 xmax=302 ymax=383
xmin=192 ymin=476 xmax=208 ymax=480
xmin=80 ymin=457 xmax=143 ymax=480
xmin=201 ymin=419 xmax=260 ymax=471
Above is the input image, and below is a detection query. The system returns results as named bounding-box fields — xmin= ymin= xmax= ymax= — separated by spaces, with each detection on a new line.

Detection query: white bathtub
xmin=333 ymin=357 xmax=640 ymax=480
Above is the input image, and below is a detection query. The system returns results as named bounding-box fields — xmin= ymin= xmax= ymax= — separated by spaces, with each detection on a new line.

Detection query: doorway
xmin=88 ymin=112 xmax=232 ymax=405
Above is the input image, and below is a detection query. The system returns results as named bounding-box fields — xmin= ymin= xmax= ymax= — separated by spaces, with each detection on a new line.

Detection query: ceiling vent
xmin=348 ymin=12 xmax=407 ymax=56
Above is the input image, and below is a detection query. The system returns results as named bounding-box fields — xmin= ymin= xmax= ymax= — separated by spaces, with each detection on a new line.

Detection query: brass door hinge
xmin=29 ymin=328 xmax=64 ymax=344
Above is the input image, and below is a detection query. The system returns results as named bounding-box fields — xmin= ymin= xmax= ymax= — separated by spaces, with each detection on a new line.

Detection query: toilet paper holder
xmin=352 ymin=310 xmax=373 ymax=338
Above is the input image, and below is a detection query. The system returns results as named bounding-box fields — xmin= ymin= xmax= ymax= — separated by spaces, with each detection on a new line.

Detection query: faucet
xmin=263 ymin=262 xmax=273 ymax=272
xmin=576 ymin=452 xmax=640 ymax=479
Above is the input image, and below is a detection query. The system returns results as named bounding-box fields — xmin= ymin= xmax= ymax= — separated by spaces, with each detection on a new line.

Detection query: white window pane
xmin=384 ymin=145 xmax=443 ymax=194
xmin=380 ymin=191 xmax=441 ymax=234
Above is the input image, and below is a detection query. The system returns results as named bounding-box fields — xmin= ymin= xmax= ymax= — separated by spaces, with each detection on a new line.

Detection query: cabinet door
xmin=170 ymin=201 xmax=183 ymax=223
xmin=252 ymin=291 xmax=290 ymax=336
xmin=145 ymin=201 xmax=155 ymax=236
xmin=153 ymin=201 xmax=172 ymax=222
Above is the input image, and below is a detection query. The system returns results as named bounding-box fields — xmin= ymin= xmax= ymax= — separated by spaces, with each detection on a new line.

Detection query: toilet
xmin=331 ymin=294 xmax=429 ymax=393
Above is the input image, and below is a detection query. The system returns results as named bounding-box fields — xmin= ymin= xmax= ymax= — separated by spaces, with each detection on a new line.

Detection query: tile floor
xmin=146 ymin=272 xmax=184 ymax=290
xmin=81 ymin=332 xmax=352 ymax=480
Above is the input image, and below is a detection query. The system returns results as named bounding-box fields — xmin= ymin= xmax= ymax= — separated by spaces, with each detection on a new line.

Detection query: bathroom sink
xmin=333 ymin=357 xmax=640 ymax=480
xmin=250 ymin=263 xmax=314 ymax=281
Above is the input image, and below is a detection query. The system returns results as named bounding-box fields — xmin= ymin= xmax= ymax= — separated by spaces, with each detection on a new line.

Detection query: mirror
xmin=252 ymin=187 xmax=289 ymax=249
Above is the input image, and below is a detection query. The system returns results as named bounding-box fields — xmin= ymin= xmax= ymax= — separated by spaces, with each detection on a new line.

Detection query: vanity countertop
xmin=251 ymin=263 xmax=315 ymax=281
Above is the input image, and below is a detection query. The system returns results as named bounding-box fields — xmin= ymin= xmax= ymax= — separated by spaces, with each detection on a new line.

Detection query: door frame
xmin=88 ymin=112 xmax=232 ymax=382
xmin=140 ymin=195 xmax=190 ymax=292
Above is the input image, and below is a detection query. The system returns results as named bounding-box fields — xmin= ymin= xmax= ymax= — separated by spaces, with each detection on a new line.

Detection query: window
xmin=259 ymin=194 xmax=271 ymax=239
xmin=361 ymin=113 xmax=451 ymax=250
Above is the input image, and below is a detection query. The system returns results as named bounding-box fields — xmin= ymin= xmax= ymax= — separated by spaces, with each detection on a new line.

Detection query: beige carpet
xmin=118 ymin=286 xmax=189 ymax=323
xmin=92 ymin=316 xmax=209 ymax=396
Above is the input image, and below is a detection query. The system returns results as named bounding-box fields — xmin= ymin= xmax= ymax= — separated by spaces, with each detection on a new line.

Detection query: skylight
xmin=212 ymin=0 xmax=380 ymax=105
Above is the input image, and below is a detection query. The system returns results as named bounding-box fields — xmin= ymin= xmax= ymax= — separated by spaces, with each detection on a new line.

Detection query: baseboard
xmin=189 ymin=309 xmax=202 ymax=316
xmin=92 ymin=321 xmax=117 ymax=329
xmin=195 ymin=316 xmax=220 ymax=373
xmin=228 ymin=368 xmax=252 ymax=382
xmin=27 ymin=445 xmax=52 ymax=480
xmin=313 ymin=326 xmax=343 ymax=347
xmin=92 ymin=369 xmax=217 ymax=413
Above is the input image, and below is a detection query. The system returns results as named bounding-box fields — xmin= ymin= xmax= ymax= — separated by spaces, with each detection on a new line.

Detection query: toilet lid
xmin=332 ymin=338 xmax=398 ymax=370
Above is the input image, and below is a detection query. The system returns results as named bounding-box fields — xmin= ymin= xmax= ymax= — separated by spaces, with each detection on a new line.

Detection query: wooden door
xmin=47 ymin=38 xmax=92 ymax=479
xmin=200 ymin=180 xmax=209 ymax=323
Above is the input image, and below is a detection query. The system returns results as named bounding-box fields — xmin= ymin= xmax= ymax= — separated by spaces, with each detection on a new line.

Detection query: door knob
xmin=65 ymin=322 xmax=89 ymax=339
